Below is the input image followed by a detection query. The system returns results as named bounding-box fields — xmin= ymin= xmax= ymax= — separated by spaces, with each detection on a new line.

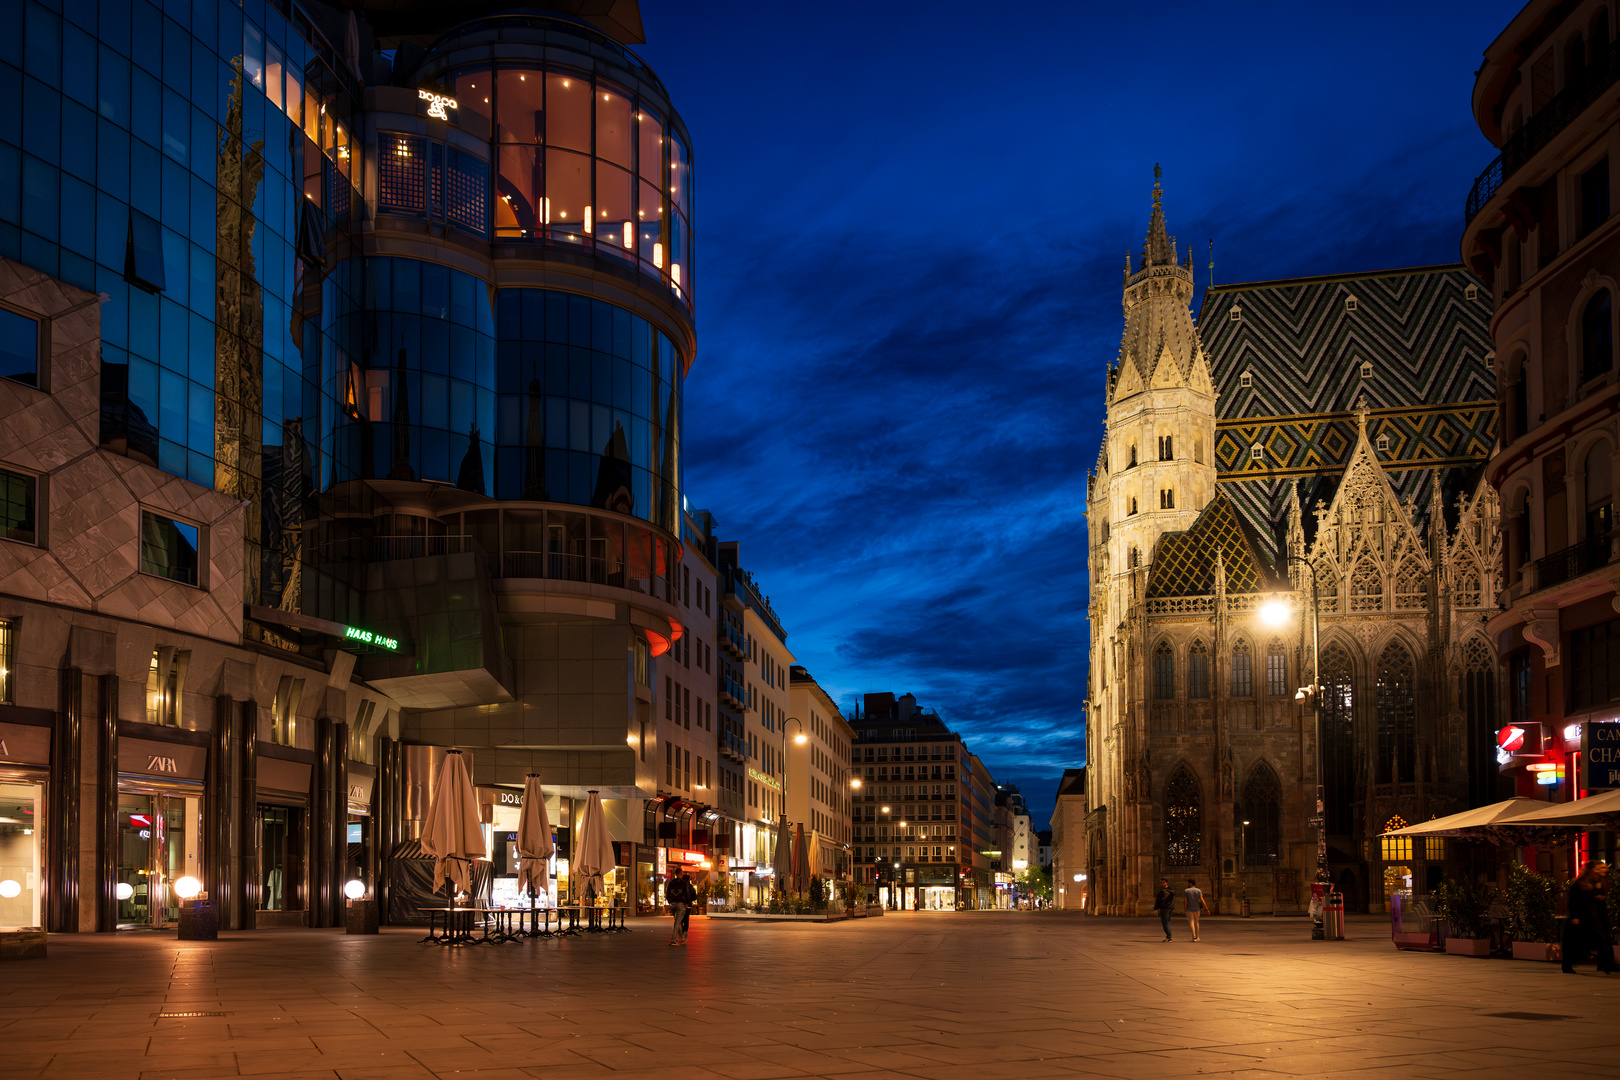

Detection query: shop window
xmin=139 ymin=511 xmax=200 ymax=587
xmin=0 ymin=468 xmax=38 ymax=546
xmin=1425 ymin=836 xmax=1446 ymax=861
xmin=271 ymin=675 xmax=304 ymax=747
xmin=0 ymin=618 xmax=13 ymax=703
xmin=145 ymin=646 xmax=189 ymax=727
xmin=0 ymin=305 xmax=43 ymax=388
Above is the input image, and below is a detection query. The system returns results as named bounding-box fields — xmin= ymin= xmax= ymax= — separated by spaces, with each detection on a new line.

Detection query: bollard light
xmin=116 ymin=882 xmax=135 ymax=900
xmin=0 ymin=879 xmax=20 ymax=898
xmin=174 ymin=876 xmax=202 ymax=900
xmin=344 ymin=879 xmax=367 ymax=900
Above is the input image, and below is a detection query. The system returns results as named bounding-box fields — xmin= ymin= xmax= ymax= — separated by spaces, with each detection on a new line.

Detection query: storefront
xmin=116 ymin=735 xmax=208 ymax=929
xmin=345 ymin=764 xmax=377 ymax=893
xmin=255 ymin=751 xmax=313 ymax=927
xmin=0 ymin=715 xmax=50 ymax=928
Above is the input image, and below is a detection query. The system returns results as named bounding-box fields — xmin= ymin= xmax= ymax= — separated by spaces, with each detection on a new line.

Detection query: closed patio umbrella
xmin=573 ymin=790 xmax=617 ymax=902
xmin=770 ymin=816 xmax=791 ymax=896
xmin=420 ymin=750 xmax=484 ymax=908
xmin=793 ymin=822 xmax=810 ymax=896
xmin=516 ymin=774 xmax=554 ymax=903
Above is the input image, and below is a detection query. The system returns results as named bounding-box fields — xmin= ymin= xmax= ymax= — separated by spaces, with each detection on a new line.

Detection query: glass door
xmin=116 ymin=789 xmax=201 ymax=928
xmin=258 ymin=804 xmax=304 ymax=912
xmin=0 ymin=780 xmax=43 ymax=927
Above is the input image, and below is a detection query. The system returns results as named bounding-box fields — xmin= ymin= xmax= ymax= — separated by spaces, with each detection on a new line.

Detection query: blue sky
xmin=637 ymin=0 xmax=1524 ymax=824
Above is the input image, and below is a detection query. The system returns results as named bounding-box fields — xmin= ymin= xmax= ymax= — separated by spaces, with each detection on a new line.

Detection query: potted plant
xmin=1434 ymin=878 xmax=1493 ymax=956
xmin=1503 ymin=863 xmax=1560 ymax=962
xmin=1608 ymin=875 xmax=1620 ymax=967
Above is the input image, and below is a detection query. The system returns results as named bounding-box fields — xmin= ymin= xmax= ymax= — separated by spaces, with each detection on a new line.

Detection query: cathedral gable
xmin=1145 ymin=492 xmax=1276 ymax=598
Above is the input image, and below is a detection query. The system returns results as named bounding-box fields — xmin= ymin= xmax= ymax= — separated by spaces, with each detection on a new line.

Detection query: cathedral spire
xmin=1142 ymin=164 xmax=1175 ymax=269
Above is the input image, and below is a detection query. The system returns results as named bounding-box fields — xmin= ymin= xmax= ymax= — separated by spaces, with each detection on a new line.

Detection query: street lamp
xmin=1263 ymin=556 xmax=1329 ymax=939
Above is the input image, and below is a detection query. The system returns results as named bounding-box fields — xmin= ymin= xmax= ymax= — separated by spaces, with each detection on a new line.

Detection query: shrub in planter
xmin=1433 ymin=877 xmax=1494 ymax=948
xmin=1503 ymin=863 xmax=1559 ymax=954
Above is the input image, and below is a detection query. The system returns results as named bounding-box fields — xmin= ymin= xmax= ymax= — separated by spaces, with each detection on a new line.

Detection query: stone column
xmin=95 ymin=675 xmax=118 ymax=933
xmin=51 ymin=668 xmax=82 ymax=933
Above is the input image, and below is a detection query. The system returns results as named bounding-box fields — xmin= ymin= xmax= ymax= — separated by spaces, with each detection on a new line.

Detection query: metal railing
xmin=1534 ymin=534 xmax=1613 ymax=589
xmin=1466 ymin=38 xmax=1620 ymax=223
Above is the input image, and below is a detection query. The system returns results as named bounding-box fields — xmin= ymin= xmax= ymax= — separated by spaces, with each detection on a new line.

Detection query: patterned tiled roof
xmin=1145 ymin=492 xmax=1277 ymax=598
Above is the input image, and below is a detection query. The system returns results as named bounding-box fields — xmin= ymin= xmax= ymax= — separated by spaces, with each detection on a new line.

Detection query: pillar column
xmin=50 ymin=668 xmax=83 ymax=933
xmin=95 ymin=675 xmax=118 ymax=932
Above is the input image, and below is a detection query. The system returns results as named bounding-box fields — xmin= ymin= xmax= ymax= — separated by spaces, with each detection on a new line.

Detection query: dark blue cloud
xmin=639 ymin=0 xmax=1522 ymax=824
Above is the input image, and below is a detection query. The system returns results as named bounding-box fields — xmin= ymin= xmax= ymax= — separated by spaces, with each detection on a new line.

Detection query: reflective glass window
xmin=545 ymin=73 xmax=590 ymax=152
xmin=596 ymin=84 xmax=632 ymax=168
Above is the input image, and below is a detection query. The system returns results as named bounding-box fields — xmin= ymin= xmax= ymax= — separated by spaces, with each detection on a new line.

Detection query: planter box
xmin=705 ymin=912 xmax=841 ymax=923
xmin=1444 ymin=937 xmax=1492 ymax=957
xmin=866 ymin=904 xmax=885 ymax=917
xmin=1511 ymin=940 xmax=1560 ymax=962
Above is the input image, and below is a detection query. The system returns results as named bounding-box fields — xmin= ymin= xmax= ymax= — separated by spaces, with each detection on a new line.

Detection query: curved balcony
xmin=1465 ymin=35 xmax=1620 ymax=224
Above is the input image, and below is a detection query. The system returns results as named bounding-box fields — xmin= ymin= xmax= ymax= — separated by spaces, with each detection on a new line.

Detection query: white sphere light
xmin=344 ymin=879 xmax=367 ymax=900
xmin=116 ymin=882 xmax=135 ymax=901
xmin=1258 ymin=599 xmax=1290 ymax=627
xmin=174 ymin=876 xmax=201 ymax=900
xmin=0 ymin=879 xmax=21 ymax=898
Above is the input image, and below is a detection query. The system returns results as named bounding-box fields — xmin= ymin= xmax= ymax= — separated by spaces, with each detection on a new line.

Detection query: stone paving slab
xmin=3 ymin=912 xmax=1618 ymax=1078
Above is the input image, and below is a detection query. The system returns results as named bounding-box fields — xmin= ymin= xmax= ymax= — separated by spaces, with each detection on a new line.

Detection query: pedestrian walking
xmin=1184 ymin=878 xmax=1210 ymax=941
xmin=1154 ymin=878 xmax=1175 ymax=941
xmin=1561 ymin=861 xmax=1617 ymax=974
xmin=666 ymin=869 xmax=696 ymax=945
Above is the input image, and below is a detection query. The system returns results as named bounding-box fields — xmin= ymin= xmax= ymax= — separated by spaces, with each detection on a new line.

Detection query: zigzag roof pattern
xmin=1195 ymin=265 xmax=1495 ymax=548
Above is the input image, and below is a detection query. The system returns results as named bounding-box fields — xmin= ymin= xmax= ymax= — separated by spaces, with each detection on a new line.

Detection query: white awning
xmin=1492 ymin=788 xmax=1620 ymax=827
xmin=1380 ymin=797 xmax=1548 ymax=837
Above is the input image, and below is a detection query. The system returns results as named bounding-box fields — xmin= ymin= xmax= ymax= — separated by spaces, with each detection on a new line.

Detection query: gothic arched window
xmin=1350 ymin=558 xmax=1382 ymax=611
xmin=1394 ymin=557 xmax=1425 ymax=610
xmin=1153 ymin=641 xmax=1175 ymax=700
xmin=1462 ymin=636 xmax=1500 ymax=807
xmin=1265 ymin=639 xmax=1288 ymax=697
xmin=1376 ymin=642 xmax=1417 ymax=784
xmin=1456 ymin=567 xmax=1481 ymax=607
xmin=1164 ymin=766 xmax=1202 ymax=866
xmin=1240 ymin=764 xmax=1281 ymax=866
xmin=1231 ymin=638 xmax=1253 ymax=697
xmin=1321 ymin=642 xmax=1355 ymax=835
xmin=1188 ymin=639 xmax=1210 ymax=699
xmin=1582 ymin=290 xmax=1612 ymax=382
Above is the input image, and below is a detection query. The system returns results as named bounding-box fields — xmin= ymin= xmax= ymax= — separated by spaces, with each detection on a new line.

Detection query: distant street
xmin=5 ymin=912 xmax=1617 ymax=1079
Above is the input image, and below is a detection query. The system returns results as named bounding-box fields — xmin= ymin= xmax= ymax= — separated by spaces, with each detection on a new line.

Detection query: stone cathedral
xmin=1084 ymin=176 xmax=1504 ymax=915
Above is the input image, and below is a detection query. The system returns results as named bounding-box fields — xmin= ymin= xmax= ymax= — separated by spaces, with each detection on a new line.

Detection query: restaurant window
xmin=1164 ymin=766 xmax=1201 ymax=865
xmin=1381 ymin=817 xmax=1411 ymax=862
xmin=0 ymin=305 xmax=43 ymax=388
xmin=0 ymin=468 xmax=38 ymax=546
xmin=144 ymin=647 xmax=188 ymax=727
xmin=271 ymin=676 xmax=304 ymax=747
xmin=139 ymin=511 xmax=200 ymax=587
xmin=1231 ymin=638 xmax=1253 ymax=697
xmin=1425 ymin=836 xmax=1446 ymax=861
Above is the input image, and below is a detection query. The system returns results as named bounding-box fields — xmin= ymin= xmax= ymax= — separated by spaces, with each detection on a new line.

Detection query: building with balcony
xmin=1461 ymin=0 xmax=1620 ymax=835
xmin=1085 ymin=174 xmax=1501 ymax=918
xmin=847 ymin=692 xmax=997 ymax=909
xmin=0 ymin=0 xmax=703 ymax=928
xmin=787 ymin=665 xmax=854 ymax=884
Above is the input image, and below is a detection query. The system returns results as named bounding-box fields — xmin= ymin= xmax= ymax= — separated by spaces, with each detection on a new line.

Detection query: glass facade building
xmin=0 ymin=1 xmax=706 ymax=932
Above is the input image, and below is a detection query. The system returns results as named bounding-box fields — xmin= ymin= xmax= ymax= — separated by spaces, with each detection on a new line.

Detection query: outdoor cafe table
xmin=557 ymin=904 xmax=629 ymax=934
xmin=418 ymin=906 xmax=478 ymax=946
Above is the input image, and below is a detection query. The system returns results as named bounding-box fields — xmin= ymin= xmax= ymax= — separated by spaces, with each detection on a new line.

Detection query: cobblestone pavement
xmin=4 ymin=911 xmax=1617 ymax=1079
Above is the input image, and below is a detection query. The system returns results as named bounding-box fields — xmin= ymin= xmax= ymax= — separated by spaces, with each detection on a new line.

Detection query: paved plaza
xmin=4 ymin=911 xmax=1617 ymax=1080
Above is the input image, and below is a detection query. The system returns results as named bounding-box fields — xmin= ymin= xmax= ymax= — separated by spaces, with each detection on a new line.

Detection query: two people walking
xmin=1561 ymin=860 xmax=1616 ymax=974
xmin=666 ymin=869 xmax=697 ymax=945
xmin=1154 ymin=877 xmax=1210 ymax=941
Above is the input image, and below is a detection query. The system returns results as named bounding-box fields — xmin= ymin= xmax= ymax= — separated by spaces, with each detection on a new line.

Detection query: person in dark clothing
xmin=666 ymin=870 xmax=697 ymax=945
xmin=1562 ymin=861 xmax=1617 ymax=974
xmin=1153 ymin=879 xmax=1175 ymax=941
